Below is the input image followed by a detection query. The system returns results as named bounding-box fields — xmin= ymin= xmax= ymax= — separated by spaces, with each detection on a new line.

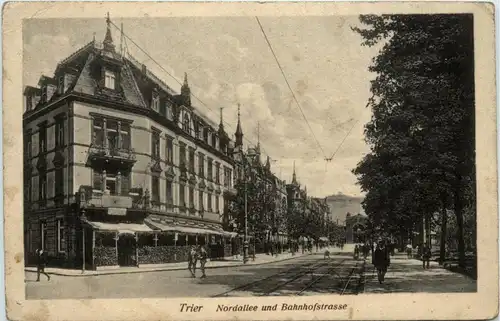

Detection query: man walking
xmin=36 ymin=249 xmax=50 ymax=282
xmin=373 ymin=240 xmax=391 ymax=284
xmin=422 ymin=244 xmax=431 ymax=269
xmin=188 ymin=246 xmax=198 ymax=278
xmin=406 ymin=243 xmax=413 ymax=259
xmin=198 ymin=246 xmax=208 ymax=279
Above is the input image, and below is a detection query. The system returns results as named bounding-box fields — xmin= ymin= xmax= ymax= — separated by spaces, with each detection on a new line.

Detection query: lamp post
xmin=80 ymin=209 xmax=87 ymax=274
xmin=243 ymin=176 xmax=249 ymax=264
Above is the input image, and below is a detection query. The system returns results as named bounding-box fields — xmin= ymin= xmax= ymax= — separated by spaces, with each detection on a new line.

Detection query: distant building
xmin=344 ymin=213 xmax=368 ymax=243
xmin=23 ymin=18 xmax=238 ymax=269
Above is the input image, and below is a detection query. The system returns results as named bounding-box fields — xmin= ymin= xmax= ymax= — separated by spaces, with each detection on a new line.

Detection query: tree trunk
xmin=439 ymin=194 xmax=447 ymax=264
xmin=454 ymin=185 xmax=466 ymax=268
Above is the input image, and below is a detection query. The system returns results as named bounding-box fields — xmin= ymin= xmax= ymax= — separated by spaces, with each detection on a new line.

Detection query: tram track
xmin=212 ymin=257 xmax=326 ymax=297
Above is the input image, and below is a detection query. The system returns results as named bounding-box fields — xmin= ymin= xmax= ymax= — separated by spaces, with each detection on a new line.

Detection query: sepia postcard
xmin=2 ymin=1 xmax=498 ymax=320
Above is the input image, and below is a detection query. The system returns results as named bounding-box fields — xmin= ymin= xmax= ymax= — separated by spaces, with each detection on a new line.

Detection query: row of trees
xmin=352 ymin=14 xmax=476 ymax=267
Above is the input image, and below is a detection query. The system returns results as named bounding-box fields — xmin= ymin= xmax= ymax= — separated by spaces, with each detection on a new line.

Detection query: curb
xmin=25 ymin=252 xmax=327 ymax=277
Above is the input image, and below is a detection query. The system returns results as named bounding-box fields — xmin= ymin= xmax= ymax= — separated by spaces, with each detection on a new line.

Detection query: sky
xmin=23 ymin=16 xmax=381 ymax=198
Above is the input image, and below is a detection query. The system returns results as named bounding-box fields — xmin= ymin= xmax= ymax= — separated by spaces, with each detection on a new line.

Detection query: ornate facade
xmin=23 ymin=18 xmax=238 ymax=269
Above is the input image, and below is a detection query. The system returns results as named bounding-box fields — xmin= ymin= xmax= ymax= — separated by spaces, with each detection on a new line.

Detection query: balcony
xmin=84 ymin=191 xmax=134 ymax=208
xmin=87 ymin=144 xmax=137 ymax=167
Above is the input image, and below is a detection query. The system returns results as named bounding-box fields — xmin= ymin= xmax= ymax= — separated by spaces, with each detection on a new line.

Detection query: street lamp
xmin=80 ymin=209 xmax=87 ymax=274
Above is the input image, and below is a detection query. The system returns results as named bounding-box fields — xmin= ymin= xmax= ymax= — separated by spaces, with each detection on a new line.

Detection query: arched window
xmin=183 ymin=114 xmax=190 ymax=133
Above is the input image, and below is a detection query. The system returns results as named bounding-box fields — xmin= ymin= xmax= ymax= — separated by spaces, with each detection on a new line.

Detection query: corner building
xmin=23 ymin=20 xmax=237 ymax=269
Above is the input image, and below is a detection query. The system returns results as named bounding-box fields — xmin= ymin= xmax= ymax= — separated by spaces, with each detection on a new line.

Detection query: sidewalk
xmin=25 ymin=246 xmax=346 ymax=277
xmin=363 ymin=253 xmax=477 ymax=293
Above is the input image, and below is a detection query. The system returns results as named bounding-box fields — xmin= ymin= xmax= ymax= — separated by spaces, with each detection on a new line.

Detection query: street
xmin=26 ymin=253 xmax=362 ymax=299
xmin=25 ymin=250 xmax=476 ymax=300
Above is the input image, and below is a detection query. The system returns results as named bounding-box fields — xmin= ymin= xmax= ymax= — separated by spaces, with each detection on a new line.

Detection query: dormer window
xmin=104 ymin=70 xmax=116 ymax=90
xmin=152 ymin=94 xmax=160 ymax=112
xmin=58 ymin=76 xmax=64 ymax=94
xmin=165 ymin=101 xmax=172 ymax=120
xmin=183 ymin=114 xmax=190 ymax=133
xmin=41 ymin=86 xmax=47 ymax=103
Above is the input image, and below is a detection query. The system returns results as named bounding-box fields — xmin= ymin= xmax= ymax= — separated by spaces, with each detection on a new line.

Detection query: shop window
xmin=139 ymin=234 xmax=156 ymax=247
xmin=57 ymin=219 xmax=65 ymax=253
xmin=176 ymin=234 xmax=187 ymax=246
xmin=158 ymin=233 xmax=175 ymax=246
xmin=187 ymin=235 xmax=197 ymax=245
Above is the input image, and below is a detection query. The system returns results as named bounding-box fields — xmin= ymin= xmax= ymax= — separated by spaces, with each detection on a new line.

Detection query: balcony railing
xmin=88 ymin=144 xmax=137 ymax=163
xmin=85 ymin=191 xmax=134 ymax=208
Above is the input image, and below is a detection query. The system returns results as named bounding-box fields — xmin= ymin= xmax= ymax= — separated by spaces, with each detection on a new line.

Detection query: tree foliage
xmin=352 ymin=14 xmax=475 ymax=266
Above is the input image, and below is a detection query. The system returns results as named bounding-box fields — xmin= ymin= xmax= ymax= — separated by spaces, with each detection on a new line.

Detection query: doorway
xmin=117 ymin=234 xmax=136 ymax=267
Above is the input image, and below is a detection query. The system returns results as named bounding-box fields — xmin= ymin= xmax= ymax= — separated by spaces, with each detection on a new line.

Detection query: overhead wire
xmin=108 ymin=19 xmax=281 ymax=164
xmin=255 ymin=16 xmax=327 ymax=160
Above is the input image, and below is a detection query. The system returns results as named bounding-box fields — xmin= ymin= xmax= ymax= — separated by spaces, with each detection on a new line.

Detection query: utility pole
xmin=243 ymin=160 xmax=249 ymax=264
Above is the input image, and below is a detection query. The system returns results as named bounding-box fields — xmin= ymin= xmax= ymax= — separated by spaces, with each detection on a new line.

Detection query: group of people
xmin=187 ymin=245 xmax=208 ymax=278
xmin=353 ymin=243 xmax=371 ymax=260
xmin=406 ymin=243 xmax=432 ymax=269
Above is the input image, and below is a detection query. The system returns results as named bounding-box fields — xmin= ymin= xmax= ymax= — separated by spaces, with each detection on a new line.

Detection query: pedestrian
xmin=35 ymin=248 xmax=50 ymax=282
xmin=406 ymin=243 xmax=412 ymax=259
xmin=198 ymin=245 xmax=208 ymax=278
xmin=422 ymin=244 xmax=431 ymax=269
xmin=373 ymin=240 xmax=390 ymax=284
xmin=188 ymin=246 xmax=198 ymax=278
xmin=353 ymin=244 xmax=359 ymax=260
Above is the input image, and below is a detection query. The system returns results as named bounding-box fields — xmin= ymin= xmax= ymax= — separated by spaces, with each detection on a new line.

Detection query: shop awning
xmin=145 ymin=219 xmax=224 ymax=236
xmin=86 ymin=221 xmax=154 ymax=235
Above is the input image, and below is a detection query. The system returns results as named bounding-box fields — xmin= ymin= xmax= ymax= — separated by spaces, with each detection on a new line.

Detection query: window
xmin=57 ymin=219 xmax=65 ymax=253
xmin=58 ymin=76 xmax=64 ymax=94
xmin=189 ymin=148 xmax=195 ymax=173
xmin=183 ymin=114 xmax=190 ymax=133
xmin=166 ymin=180 xmax=173 ymax=204
xmin=166 ymin=137 xmax=174 ymax=164
xmin=194 ymin=122 xmax=200 ymax=139
xmin=120 ymin=123 xmax=131 ymax=150
xmin=215 ymin=162 xmax=220 ymax=184
xmin=107 ymin=120 xmax=118 ymax=150
xmin=105 ymin=173 xmax=117 ymax=195
xmin=55 ymin=118 xmax=64 ymax=148
xmin=207 ymin=158 xmax=213 ymax=181
xmin=40 ymin=221 xmax=47 ymax=251
xmin=41 ymin=86 xmax=47 ymax=103
xmin=198 ymin=191 xmax=204 ymax=211
xmin=152 ymin=176 xmax=160 ymax=203
xmin=179 ymin=184 xmax=186 ymax=206
xmin=55 ymin=167 xmax=64 ymax=199
xmin=104 ymin=70 xmax=116 ymax=89
xmin=165 ymin=101 xmax=172 ymax=120
xmin=93 ymin=170 xmax=103 ymax=191
xmin=92 ymin=118 xmax=104 ymax=146
xmin=212 ymin=135 xmax=217 ymax=149
xmin=24 ymin=130 xmax=32 ymax=158
xmin=152 ymin=131 xmax=161 ymax=159
xmin=26 ymin=96 xmax=33 ymax=111
xmin=39 ymin=173 xmax=47 ymax=204
xmin=121 ymin=172 xmax=130 ymax=195
xmin=215 ymin=195 xmax=219 ymax=212
xmin=25 ymin=177 xmax=32 ymax=203
xmin=179 ymin=143 xmax=186 ymax=169
xmin=224 ymin=167 xmax=233 ymax=188
xmin=189 ymin=187 xmax=194 ymax=208
xmin=39 ymin=125 xmax=47 ymax=154
xmin=207 ymin=193 xmax=212 ymax=212
xmin=198 ymin=153 xmax=205 ymax=177
xmin=203 ymin=128 xmax=209 ymax=143
xmin=152 ymin=94 xmax=160 ymax=112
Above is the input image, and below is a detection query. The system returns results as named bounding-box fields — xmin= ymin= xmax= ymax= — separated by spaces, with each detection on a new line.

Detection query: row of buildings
xmin=23 ymin=17 xmax=331 ymax=269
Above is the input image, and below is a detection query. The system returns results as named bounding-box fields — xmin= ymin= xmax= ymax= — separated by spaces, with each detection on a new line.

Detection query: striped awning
xmin=145 ymin=219 xmax=224 ymax=236
xmin=85 ymin=221 xmax=154 ymax=235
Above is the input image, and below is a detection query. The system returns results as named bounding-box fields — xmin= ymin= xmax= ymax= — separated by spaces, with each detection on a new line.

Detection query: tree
xmin=352 ymin=14 xmax=475 ymax=267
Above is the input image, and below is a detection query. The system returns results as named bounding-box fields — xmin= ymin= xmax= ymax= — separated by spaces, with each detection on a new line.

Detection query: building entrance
xmin=117 ymin=234 xmax=136 ymax=267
